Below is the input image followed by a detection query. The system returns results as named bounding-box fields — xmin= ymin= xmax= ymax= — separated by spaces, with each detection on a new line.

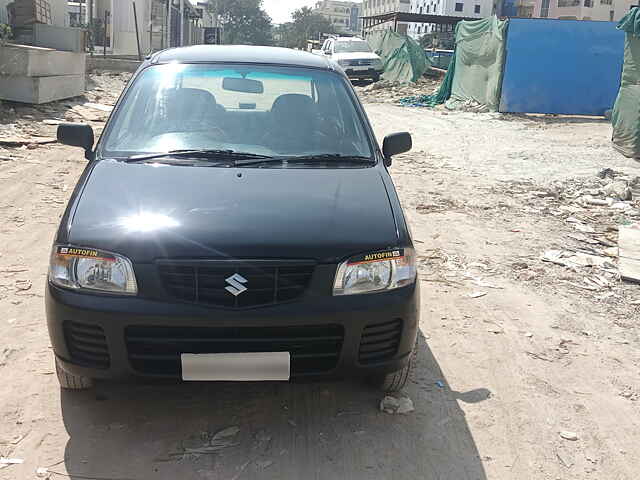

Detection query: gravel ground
xmin=0 ymin=76 xmax=639 ymax=480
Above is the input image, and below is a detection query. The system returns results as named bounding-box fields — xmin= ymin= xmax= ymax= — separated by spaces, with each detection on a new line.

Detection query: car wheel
xmin=371 ymin=74 xmax=381 ymax=83
xmin=367 ymin=356 xmax=412 ymax=393
xmin=55 ymin=357 xmax=93 ymax=390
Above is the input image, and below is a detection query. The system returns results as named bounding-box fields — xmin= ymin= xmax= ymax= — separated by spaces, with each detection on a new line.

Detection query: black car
xmin=47 ymin=45 xmax=419 ymax=392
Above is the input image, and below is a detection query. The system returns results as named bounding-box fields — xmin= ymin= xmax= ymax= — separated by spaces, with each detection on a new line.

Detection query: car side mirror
xmin=382 ymin=132 xmax=412 ymax=166
xmin=57 ymin=123 xmax=94 ymax=158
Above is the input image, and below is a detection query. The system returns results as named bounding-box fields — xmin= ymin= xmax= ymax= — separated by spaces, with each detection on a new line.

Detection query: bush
xmin=0 ymin=23 xmax=11 ymax=46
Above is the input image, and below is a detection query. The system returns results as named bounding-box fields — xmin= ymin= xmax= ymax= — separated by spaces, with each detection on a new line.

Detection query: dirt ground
xmin=1 ymin=76 xmax=639 ymax=480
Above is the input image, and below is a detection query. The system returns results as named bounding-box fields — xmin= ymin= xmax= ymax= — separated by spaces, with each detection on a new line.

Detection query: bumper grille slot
xmin=125 ymin=325 xmax=344 ymax=377
xmin=158 ymin=262 xmax=314 ymax=308
xmin=63 ymin=321 xmax=110 ymax=369
xmin=359 ymin=319 xmax=402 ymax=364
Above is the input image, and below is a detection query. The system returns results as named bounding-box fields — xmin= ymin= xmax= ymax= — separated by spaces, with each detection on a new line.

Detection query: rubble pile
xmin=496 ymin=169 xmax=640 ymax=302
xmin=354 ymin=77 xmax=440 ymax=104
xmin=0 ymin=72 xmax=132 ymax=160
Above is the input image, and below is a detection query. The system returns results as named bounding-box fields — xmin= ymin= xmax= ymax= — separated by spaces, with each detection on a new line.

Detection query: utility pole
xmin=180 ymin=0 xmax=184 ymax=46
xmin=167 ymin=0 xmax=172 ymax=47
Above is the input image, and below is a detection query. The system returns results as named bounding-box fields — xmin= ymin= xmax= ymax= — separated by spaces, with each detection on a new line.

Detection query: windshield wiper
xmin=235 ymin=154 xmax=375 ymax=167
xmin=126 ymin=149 xmax=273 ymax=163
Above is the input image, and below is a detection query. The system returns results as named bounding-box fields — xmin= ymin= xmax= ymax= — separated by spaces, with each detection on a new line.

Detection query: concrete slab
xmin=0 ymin=74 xmax=85 ymax=103
xmin=0 ymin=44 xmax=86 ymax=77
xmin=86 ymin=56 xmax=142 ymax=73
xmin=33 ymin=25 xmax=87 ymax=53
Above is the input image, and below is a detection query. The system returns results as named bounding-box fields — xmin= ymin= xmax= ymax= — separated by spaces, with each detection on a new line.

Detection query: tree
xmin=0 ymin=24 xmax=11 ymax=46
xmin=276 ymin=7 xmax=335 ymax=49
xmin=207 ymin=0 xmax=273 ymax=46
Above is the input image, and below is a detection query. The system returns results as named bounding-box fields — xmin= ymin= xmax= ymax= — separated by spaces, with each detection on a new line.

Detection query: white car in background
xmin=317 ymin=37 xmax=384 ymax=83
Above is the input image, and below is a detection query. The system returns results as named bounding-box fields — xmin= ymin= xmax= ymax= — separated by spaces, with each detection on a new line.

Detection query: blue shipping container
xmin=499 ymin=18 xmax=625 ymax=116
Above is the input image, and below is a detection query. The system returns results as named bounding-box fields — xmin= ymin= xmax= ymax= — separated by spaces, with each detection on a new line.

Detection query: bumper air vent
xmin=358 ymin=319 xmax=402 ymax=365
xmin=63 ymin=321 xmax=110 ymax=369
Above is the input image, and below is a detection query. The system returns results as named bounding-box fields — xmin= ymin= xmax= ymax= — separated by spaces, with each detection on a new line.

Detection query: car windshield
xmin=101 ymin=63 xmax=373 ymax=162
xmin=334 ymin=41 xmax=372 ymax=53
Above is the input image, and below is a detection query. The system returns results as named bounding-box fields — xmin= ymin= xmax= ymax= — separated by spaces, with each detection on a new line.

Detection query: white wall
xmin=408 ymin=0 xmax=493 ymax=37
xmin=111 ymin=0 xmax=150 ymax=55
xmin=0 ymin=0 xmax=10 ymax=24
xmin=51 ymin=0 xmax=70 ymax=26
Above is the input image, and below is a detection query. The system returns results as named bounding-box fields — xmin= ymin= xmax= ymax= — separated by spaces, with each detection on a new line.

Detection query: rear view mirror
xmin=222 ymin=77 xmax=264 ymax=94
xmin=382 ymin=132 xmax=412 ymax=166
xmin=57 ymin=123 xmax=94 ymax=155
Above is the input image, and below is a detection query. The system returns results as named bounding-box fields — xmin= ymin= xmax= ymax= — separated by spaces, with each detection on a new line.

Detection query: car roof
xmin=150 ymin=45 xmax=335 ymax=70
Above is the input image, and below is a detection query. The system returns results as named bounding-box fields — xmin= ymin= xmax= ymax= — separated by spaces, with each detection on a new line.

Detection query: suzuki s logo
xmin=225 ymin=273 xmax=248 ymax=296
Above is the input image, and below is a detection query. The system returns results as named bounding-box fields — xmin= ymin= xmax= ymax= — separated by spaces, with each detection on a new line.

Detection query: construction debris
xmin=354 ymin=77 xmax=440 ymax=104
xmin=618 ymin=222 xmax=640 ymax=282
xmin=0 ymin=457 xmax=24 ymax=467
xmin=0 ymin=72 xmax=130 ymax=155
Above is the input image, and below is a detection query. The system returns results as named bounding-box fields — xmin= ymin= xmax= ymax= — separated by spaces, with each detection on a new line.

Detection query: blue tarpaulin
xmin=499 ymin=18 xmax=625 ymax=116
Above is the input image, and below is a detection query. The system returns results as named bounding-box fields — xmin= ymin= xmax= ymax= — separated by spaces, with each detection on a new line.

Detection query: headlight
xmin=373 ymin=58 xmax=384 ymax=69
xmin=333 ymin=248 xmax=416 ymax=296
xmin=337 ymin=59 xmax=350 ymax=66
xmin=49 ymin=245 xmax=138 ymax=295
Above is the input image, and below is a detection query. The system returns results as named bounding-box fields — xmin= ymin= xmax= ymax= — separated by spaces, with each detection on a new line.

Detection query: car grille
xmin=158 ymin=262 xmax=315 ymax=308
xmin=358 ymin=319 xmax=402 ymax=364
xmin=63 ymin=321 xmax=110 ymax=369
xmin=349 ymin=59 xmax=373 ymax=66
xmin=125 ymin=325 xmax=344 ymax=377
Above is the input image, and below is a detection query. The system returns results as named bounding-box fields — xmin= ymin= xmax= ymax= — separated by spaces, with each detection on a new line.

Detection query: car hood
xmin=67 ymin=160 xmax=399 ymax=263
xmin=333 ymin=52 xmax=381 ymax=62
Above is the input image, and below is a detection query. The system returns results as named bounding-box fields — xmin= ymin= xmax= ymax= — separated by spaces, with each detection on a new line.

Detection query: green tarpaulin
xmin=612 ymin=7 xmax=640 ymax=159
xmin=446 ymin=16 xmax=508 ymax=112
xmin=399 ymin=50 xmax=457 ymax=107
xmin=367 ymin=30 xmax=429 ymax=83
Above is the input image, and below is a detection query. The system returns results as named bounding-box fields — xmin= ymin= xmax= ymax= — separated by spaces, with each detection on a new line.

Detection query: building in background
xmin=361 ymin=0 xmax=411 ymax=33
xmin=84 ymin=0 xmax=203 ymax=55
xmin=408 ymin=0 xmax=494 ymax=37
xmin=313 ymin=0 xmax=362 ymax=33
xmin=501 ymin=0 xmax=634 ymax=21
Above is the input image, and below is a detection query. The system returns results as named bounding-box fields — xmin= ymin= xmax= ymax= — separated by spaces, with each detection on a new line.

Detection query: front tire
xmin=55 ymin=357 xmax=93 ymax=390
xmin=367 ymin=357 xmax=412 ymax=393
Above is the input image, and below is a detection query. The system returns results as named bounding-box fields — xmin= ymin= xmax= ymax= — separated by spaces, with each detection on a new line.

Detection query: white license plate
xmin=181 ymin=352 xmax=290 ymax=381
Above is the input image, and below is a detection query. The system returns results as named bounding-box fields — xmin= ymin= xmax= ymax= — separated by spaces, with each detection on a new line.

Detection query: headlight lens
xmin=49 ymin=246 xmax=138 ymax=295
xmin=333 ymin=248 xmax=416 ymax=296
xmin=373 ymin=58 xmax=384 ymax=68
xmin=338 ymin=59 xmax=350 ymax=66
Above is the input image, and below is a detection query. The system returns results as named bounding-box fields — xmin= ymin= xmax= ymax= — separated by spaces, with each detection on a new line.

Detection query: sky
xmin=262 ymin=0 xmax=317 ymax=24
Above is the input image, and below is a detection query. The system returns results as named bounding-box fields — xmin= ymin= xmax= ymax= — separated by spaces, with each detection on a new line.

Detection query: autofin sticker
xmin=57 ymin=246 xmax=115 ymax=261
xmin=348 ymin=249 xmax=404 ymax=265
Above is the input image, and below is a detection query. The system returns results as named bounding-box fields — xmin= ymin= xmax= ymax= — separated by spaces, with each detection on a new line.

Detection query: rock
xmin=597 ymin=168 xmax=620 ymax=179
xmin=469 ymin=291 xmax=488 ymax=298
xmin=560 ymin=431 xmax=578 ymax=441
xmin=603 ymin=180 xmax=632 ymax=201
xmin=380 ymin=395 xmax=414 ymax=414
xmin=396 ymin=397 xmax=415 ymax=414
xmin=380 ymin=396 xmax=400 ymax=413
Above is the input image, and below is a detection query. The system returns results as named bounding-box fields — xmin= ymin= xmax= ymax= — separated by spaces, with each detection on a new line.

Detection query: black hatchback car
xmin=47 ymin=46 xmax=419 ymax=392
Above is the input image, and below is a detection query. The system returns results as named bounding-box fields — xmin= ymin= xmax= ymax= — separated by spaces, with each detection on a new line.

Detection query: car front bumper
xmin=46 ymin=279 xmax=420 ymax=382
xmin=344 ymin=67 xmax=383 ymax=79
